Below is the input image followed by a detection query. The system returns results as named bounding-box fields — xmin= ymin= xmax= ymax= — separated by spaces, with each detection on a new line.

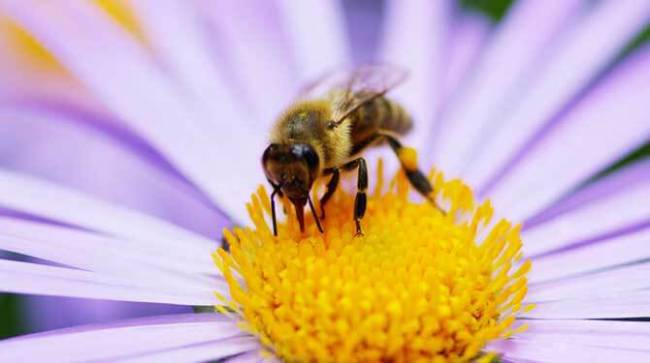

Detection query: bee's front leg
xmin=319 ymin=168 xmax=340 ymax=219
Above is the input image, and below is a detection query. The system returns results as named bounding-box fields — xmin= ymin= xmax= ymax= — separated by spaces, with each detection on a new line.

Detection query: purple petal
xmin=277 ymin=1 xmax=349 ymax=81
xmin=0 ymin=259 xmax=218 ymax=305
xmin=0 ymin=103 xmax=227 ymax=238
xmin=491 ymin=319 xmax=650 ymax=362
xmin=521 ymin=160 xmax=650 ymax=257
xmin=123 ymin=337 xmax=260 ymax=363
xmin=0 ymin=0 xmax=264 ymax=222
xmin=440 ymin=13 xmax=490 ymax=106
xmin=225 ymin=350 xmax=274 ymax=363
xmin=0 ymin=218 xmax=220 ymax=285
xmin=0 ymin=168 xmax=216 ymax=262
xmin=529 ymin=262 xmax=650 ymax=302
xmin=485 ymin=46 xmax=650 ymax=221
xmin=0 ymin=313 xmax=247 ymax=362
xmin=523 ymin=291 xmax=650 ymax=319
xmin=466 ymin=0 xmax=650 ymax=192
xmin=199 ymin=1 xmax=296 ymax=124
xmin=529 ymin=225 xmax=650 ymax=283
xmin=430 ymin=0 xmax=583 ymax=174
xmin=381 ymin=0 xmax=451 ymax=151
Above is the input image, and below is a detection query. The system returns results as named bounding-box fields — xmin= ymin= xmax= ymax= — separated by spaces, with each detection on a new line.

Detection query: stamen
xmin=215 ymin=163 xmax=532 ymax=362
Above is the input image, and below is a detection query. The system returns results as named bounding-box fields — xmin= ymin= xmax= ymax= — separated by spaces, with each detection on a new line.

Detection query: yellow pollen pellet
xmin=214 ymin=161 xmax=531 ymax=362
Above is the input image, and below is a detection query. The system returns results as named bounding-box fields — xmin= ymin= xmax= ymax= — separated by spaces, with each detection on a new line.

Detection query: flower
xmin=1 ymin=1 xmax=650 ymax=362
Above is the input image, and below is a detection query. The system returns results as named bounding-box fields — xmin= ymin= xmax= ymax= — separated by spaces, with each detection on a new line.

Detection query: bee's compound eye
xmin=262 ymin=144 xmax=279 ymax=165
xmin=292 ymin=144 xmax=319 ymax=170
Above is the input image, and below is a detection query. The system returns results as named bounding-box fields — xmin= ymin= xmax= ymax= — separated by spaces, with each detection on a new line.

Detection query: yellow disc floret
xmin=215 ymin=161 xmax=532 ymax=362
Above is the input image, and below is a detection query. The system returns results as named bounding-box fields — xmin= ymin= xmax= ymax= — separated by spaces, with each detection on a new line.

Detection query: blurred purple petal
xmin=0 ymin=103 xmax=227 ymax=238
xmin=521 ymin=160 xmax=650 ymax=256
xmin=124 ymin=337 xmax=259 ymax=363
xmin=0 ymin=259 xmax=218 ymax=305
xmin=529 ymin=225 xmax=650 ymax=283
xmin=381 ymin=0 xmax=451 ymax=151
xmin=431 ymin=0 xmax=583 ymax=174
xmin=466 ymin=0 xmax=650 ymax=190
xmin=226 ymin=350 xmax=274 ymax=363
xmin=484 ymin=47 xmax=650 ymax=221
xmin=199 ymin=0 xmax=296 ymax=125
xmin=440 ymin=13 xmax=490 ymax=106
xmin=492 ymin=320 xmax=650 ymax=361
xmin=277 ymin=1 xmax=349 ymax=81
xmin=0 ymin=168 xmax=216 ymax=262
xmin=0 ymin=313 xmax=245 ymax=362
xmin=529 ymin=262 xmax=650 ymax=302
xmin=0 ymin=0 xmax=264 ymax=222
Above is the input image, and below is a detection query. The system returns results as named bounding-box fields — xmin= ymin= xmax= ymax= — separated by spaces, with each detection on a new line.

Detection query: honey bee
xmin=262 ymin=65 xmax=441 ymax=236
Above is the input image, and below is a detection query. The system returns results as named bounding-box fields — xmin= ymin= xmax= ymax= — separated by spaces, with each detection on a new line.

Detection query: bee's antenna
xmin=270 ymin=184 xmax=282 ymax=236
xmin=307 ymin=195 xmax=324 ymax=234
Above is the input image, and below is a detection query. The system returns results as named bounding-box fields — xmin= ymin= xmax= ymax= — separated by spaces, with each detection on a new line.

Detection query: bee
xmin=262 ymin=65 xmax=441 ymax=236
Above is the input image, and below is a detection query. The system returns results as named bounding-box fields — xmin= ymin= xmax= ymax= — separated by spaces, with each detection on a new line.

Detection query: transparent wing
xmin=297 ymin=64 xmax=408 ymax=124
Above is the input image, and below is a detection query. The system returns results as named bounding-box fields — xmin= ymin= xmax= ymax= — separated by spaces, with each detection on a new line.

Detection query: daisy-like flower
xmin=1 ymin=1 xmax=650 ymax=362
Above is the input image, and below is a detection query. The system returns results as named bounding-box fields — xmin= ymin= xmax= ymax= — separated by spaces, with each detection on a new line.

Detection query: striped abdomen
xmin=348 ymin=93 xmax=412 ymax=154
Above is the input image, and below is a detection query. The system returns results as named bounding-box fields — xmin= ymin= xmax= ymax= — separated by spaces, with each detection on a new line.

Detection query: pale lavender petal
xmin=0 ymin=259 xmax=219 ymax=305
xmin=277 ymin=0 xmax=349 ymax=81
xmin=529 ymin=226 xmax=650 ymax=283
xmin=0 ymin=217 xmax=218 ymax=282
xmin=491 ymin=320 xmax=650 ymax=362
xmin=0 ymin=313 xmax=246 ymax=362
xmin=486 ymin=47 xmax=650 ymax=221
xmin=525 ymin=159 xmax=650 ymax=228
xmin=200 ymin=0 xmax=296 ymax=124
xmin=0 ymin=104 xmax=226 ymax=238
xmin=528 ymin=262 xmax=650 ymax=302
xmin=122 ymin=337 xmax=260 ymax=363
xmin=521 ymin=161 xmax=650 ymax=257
xmin=0 ymin=168 xmax=216 ymax=262
xmin=466 ymin=0 xmax=650 ymax=190
xmin=523 ymin=291 xmax=650 ymax=319
xmin=430 ymin=0 xmax=583 ymax=174
xmin=0 ymin=0 xmax=263 ymax=222
xmin=440 ymin=13 xmax=490 ymax=105
xmin=225 ymin=350 xmax=273 ymax=363
xmin=381 ymin=0 xmax=451 ymax=151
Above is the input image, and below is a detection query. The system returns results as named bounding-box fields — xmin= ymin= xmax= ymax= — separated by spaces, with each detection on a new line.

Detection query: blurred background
xmin=1 ymin=0 xmax=648 ymax=339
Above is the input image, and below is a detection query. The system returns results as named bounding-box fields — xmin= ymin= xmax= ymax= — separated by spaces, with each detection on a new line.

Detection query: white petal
xmin=0 ymin=313 xmax=245 ymax=362
xmin=431 ymin=0 xmax=583 ymax=175
xmin=466 ymin=0 xmax=650 ymax=190
xmin=488 ymin=47 xmax=650 ymax=221
xmin=529 ymin=227 xmax=650 ymax=283
xmin=521 ymin=160 xmax=650 ymax=257
xmin=0 ymin=259 xmax=220 ymax=305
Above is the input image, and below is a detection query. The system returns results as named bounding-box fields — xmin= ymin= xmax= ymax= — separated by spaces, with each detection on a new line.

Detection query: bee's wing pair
xmin=296 ymin=64 xmax=409 ymax=124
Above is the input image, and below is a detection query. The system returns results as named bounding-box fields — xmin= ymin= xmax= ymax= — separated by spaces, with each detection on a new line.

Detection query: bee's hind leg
xmin=342 ymin=158 xmax=368 ymax=237
xmin=319 ymin=168 xmax=340 ymax=219
xmin=378 ymin=131 xmax=445 ymax=214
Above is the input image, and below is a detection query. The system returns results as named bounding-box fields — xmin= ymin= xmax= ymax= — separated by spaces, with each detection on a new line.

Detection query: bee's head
xmin=262 ymin=143 xmax=320 ymax=202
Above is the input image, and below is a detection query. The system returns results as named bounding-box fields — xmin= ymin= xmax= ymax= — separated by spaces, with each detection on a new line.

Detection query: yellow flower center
xmin=215 ymin=161 xmax=532 ymax=362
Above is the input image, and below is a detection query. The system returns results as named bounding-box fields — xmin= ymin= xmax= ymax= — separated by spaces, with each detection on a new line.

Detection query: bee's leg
xmin=378 ymin=131 xmax=445 ymax=213
xmin=342 ymin=157 xmax=368 ymax=236
xmin=270 ymin=186 xmax=281 ymax=236
xmin=319 ymin=168 xmax=340 ymax=219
